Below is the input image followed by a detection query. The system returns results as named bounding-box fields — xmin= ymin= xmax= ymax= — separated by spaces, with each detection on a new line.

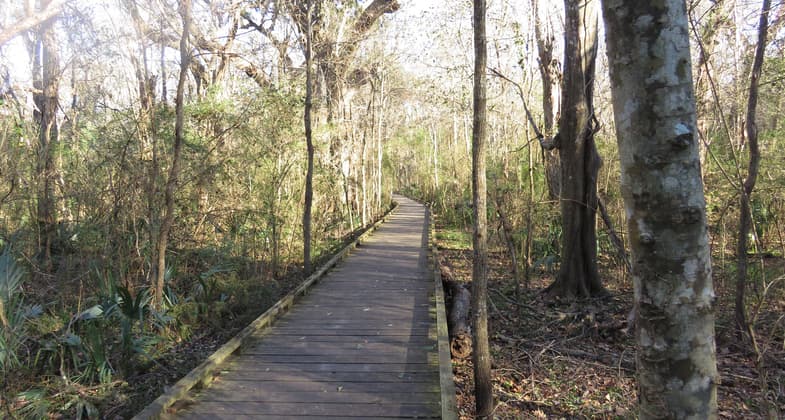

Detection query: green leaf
xmin=77 ymin=305 xmax=104 ymax=321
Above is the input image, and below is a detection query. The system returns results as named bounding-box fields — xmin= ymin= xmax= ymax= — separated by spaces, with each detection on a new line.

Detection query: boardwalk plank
xmin=228 ymin=353 xmax=438 ymax=364
xmin=239 ymin=349 xmax=436 ymax=359
xmin=195 ymin=390 xmax=439 ymax=403
xmin=198 ymin=380 xmax=440 ymax=394
xmin=246 ymin=335 xmax=435 ymax=345
xmin=180 ymin=401 xmax=440 ymax=417
xmin=223 ymin=360 xmax=436 ymax=373
xmin=208 ymin=371 xmax=438 ymax=383
xmin=180 ymin=416 xmax=438 ymax=420
xmin=159 ymin=197 xmax=444 ymax=419
xmin=244 ymin=341 xmax=435 ymax=351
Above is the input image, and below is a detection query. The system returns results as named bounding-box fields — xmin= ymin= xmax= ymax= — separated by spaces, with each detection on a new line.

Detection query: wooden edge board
xmin=132 ymin=201 xmax=399 ymax=420
xmin=428 ymin=207 xmax=459 ymax=420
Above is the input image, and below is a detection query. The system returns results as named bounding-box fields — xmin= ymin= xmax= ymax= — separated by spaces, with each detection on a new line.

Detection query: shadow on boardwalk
xmin=167 ymin=196 xmax=441 ymax=419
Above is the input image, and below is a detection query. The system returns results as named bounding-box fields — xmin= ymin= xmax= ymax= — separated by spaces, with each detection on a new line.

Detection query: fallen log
xmin=440 ymin=261 xmax=472 ymax=359
xmin=447 ymin=282 xmax=472 ymax=359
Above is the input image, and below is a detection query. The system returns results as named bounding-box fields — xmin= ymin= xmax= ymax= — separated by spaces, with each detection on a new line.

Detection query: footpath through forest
xmin=136 ymin=196 xmax=450 ymax=419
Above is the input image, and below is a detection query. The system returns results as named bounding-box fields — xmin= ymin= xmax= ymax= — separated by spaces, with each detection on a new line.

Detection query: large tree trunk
xmin=735 ymin=0 xmax=771 ymax=338
xmin=302 ymin=0 xmax=315 ymax=276
xmin=546 ymin=0 xmax=605 ymax=298
xmin=471 ymin=0 xmax=493 ymax=416
xmin=155 ymin=0 xmax=190 ymax=305
xmin=601 ymin=1 xmax=719 ymax=418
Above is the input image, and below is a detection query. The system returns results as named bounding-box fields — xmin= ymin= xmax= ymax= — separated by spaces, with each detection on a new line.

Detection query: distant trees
xmin=0 ymin=0 xmax=398 ymax=299
xmin=601 ymin=0 xmax=718 ymax=417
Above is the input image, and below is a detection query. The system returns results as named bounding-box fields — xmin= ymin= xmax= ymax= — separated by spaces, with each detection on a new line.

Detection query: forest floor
xmin=435 ymin=224 xmax=785 ymax=419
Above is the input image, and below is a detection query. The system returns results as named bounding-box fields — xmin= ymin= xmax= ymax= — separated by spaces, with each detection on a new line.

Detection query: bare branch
xmin=488 ymin=67 xmax=543 ymax=139
xmin=0 ymin=0 xmax=66 ymax=46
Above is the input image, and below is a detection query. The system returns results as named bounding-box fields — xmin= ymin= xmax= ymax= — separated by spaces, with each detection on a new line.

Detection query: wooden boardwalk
xmin=163 ymin=196 xmax=447 ymax=419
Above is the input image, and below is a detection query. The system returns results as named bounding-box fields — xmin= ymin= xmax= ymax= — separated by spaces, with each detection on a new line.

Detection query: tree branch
xmin=0 ymin=0 xmax=66 ymax=46
xmin=488 ymin=67 xmax=543 ymax=139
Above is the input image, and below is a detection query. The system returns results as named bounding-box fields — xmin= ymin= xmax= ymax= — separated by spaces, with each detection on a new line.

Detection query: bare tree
xmin=155 ymin=0 xmax=191 ymax=305
xmin=544 ymin=0 xmax=605 ymax=298
xmin=735 ymin=0 xmax=772 ymax=339
xmin=601 ymin=0 xmax=719 ymax=417
xmin=531 ymin=0 xmax=560 ymax=199
xmin=471 ymin=0 xmax=493 ymax=416
xmin=303 ymin=0 xmax=315 ymax=275
xmin=28 ymin=0 xmax=62 ymax=270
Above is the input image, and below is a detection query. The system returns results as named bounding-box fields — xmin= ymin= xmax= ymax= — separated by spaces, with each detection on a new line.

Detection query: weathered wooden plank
xmin=223 ymin=360 xmax=436 ymax=373
xmin=194 ymin=380 xmax=440 ymax=394
xmin=324 ymin=281 xmax=429 ymax=287
xmin=179 ymin=401 xmax=440 ymax=417
xmin=300 ymin=292 xmax=430 ymax=300
xmin=243 ymin=341 xmax=436 ymax=353
xmin=194 ymin=390 xmax=439 ymax=404
xmin=240 ymin=347 xmax=436 ymax=359
xmin=271 ymin=324 xmax=432 ymax=331
xmin=146 ymin=198 xmax=449 ymax=419
xmin=271 ymin=321 xmax=433 ymax=329
xmin=179 ymin=415 xmax=438 ymax=420
xmin=209 ymin=371 xmax=438 ymax=383
xmin=228 ymin=353 xmax=438 ymax=364
xmin=247 ymin=335 xmax=435 ymax=345
xmin=299 ymin=302 xmax=432 ymax=309
xmin=277 ymin=316 xmax=434 ymax=324
xmin=326 ymin=283 xmax=430 ymax=288
xmin=279 ymin=311 xmax=434 ymax=320
xmin=132 ymin=203 xmax=399 ymax=420
xmin=262 ymin=332 xmax=432 ymax=339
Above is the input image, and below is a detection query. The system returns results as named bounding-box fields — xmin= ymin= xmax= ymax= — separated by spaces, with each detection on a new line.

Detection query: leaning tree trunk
xmin=735 ymin=0 xmax=771 ymax=339
xmin=546 ymin=0 xmax=605 ymax=298
xmin=471 ymin=0 xmax=493 ymax=416
xmin=601 ymin=0 xmax=719 ymax=418
xmin=155 ymin=0 xmax=190 ymax=305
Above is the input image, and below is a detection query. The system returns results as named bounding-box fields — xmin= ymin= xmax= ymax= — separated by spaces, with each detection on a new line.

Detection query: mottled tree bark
xmin=546 ymin=0 xmax=605 ymax=298
xmin=601 ymin=0 xmax=719 ymax=418
xmin=155 ymin=0 xmax=191 ymax=305
xmin=471 ymin=0 xmax=493 ymax=416
xmin=735 ymin=0 xmax=771 ymax=338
